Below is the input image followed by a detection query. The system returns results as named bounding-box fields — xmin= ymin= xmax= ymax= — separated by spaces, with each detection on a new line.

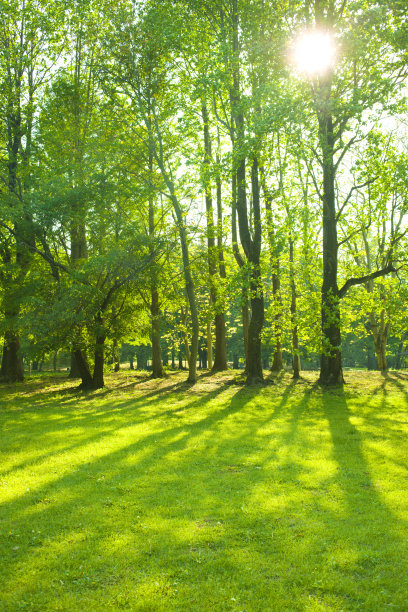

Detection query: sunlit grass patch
xmin=0 ymin=370 xmax=408 ymax=611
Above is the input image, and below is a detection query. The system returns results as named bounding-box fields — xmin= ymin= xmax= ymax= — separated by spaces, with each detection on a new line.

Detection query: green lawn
xmin=0 ymin=370 xmax=408 ymax=611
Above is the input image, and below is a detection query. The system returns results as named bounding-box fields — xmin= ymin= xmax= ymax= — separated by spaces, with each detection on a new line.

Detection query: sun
xmin=291 ymin=30 xmax=337 ymax=77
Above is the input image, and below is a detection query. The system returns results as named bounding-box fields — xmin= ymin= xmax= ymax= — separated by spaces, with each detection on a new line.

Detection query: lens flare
xmin=292 ymin=30 xmax=336 ymax=77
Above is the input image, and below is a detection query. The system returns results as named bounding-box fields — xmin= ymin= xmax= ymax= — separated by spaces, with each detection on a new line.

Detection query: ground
xmin=0 ymin=369 xmax=408 ymax=611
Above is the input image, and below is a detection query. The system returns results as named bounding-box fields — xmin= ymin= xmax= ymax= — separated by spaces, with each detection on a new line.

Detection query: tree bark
xmin=74 ymin=348 xmax=94 ymax=390
xmin=207 ymin=320 xmax=213 ymax=370
xmin=289 ymin=238 xmax=301 ymax=379
xmin=230 ymin=2 xmax=264 ymax=384
xmin=201 ymin=101 xmax=227 ymax=372
xmin=93 ymin=320 xmax=106 ymax=389
xmin=1 ymin=331 xmax=24 ymax=382
xmin=316 ymin=87 xmax=344 ymax=386
xmin=151 ymin=288 xmax=163 ymax=377
xmin=113 ymin=338 xmax=120 ymax=372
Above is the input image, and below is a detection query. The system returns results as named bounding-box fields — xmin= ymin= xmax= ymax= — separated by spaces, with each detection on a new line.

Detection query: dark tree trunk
xmin=317 ymin=101 xmax=344 ymax=385
xmin=68 ymin=351 xmax=81 ymax=378
xmin=53 ymin=351 xmax=58 ymax=372
xmin=1 ymin=331 xmax=24 ymax=382
xmin=129 ymin=354 xmax=134 ymax=370
xmin=93 ymin=338 xmax=106 ymax=389
xmin=232 ymin=171 xmax=249 ymax=373
xmin=230 ymin=3 xmax=264 ymax=385
xmin=74 ymin=349 xmax=93 ymax=390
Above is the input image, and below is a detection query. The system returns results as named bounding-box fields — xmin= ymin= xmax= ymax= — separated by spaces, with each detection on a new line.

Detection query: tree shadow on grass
xmin=1 ymin=381 xmax=408 ymax=611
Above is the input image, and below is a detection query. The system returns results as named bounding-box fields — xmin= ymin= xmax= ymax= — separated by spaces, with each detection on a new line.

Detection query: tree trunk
xmin=370 ymin=311 xmax=389 ymax=372
xmin=289 ymin=238 xmax=300 ymax=379
xmin=93 ymin=339 xmax=106 ymax=389
xmin=207 ymin=320 xmax=213 ymax=370
xmin=317 ymin=103 xmax=344 ymax=385
xmin=1 ymin=331 xmax=24 ymax=382
xmin=113 ymin=339 xmax=120 ymax=372
xmin=151 ymin=288 xmax=164 ymax=378
xmin=53 ymin=351 xmax=58 ymax=372
xmin=74 ymin=349 xmax=94 ymax=390
xmin=230 ymin=3 xmax=264 ymax=384
xmin=236 ymin=155 xmax=264 ymax=385
xmin=201 ymin=101 xmax=227 ymax=373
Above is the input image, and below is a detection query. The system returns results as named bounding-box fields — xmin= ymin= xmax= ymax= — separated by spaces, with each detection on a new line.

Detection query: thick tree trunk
xmin=232 ymin=171 xmax=249 ymax=373
xmin=74 ymin=349 xmax=93 ymax=390
xmin=93 ymin=339 xmax=106 ymax=389
xmin=317 ymin=107 xmax=344 ymax=385
xmin=1 ymin=330 xmax=24 ymax=382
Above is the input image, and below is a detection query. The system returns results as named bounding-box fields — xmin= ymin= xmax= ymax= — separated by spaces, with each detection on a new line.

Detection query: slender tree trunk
xmin=289 ymin=238 xmax=300 ymax=379
xmin=201 ymin=101 xmax=227 ymax=372
xmin=270 ymin=267 xmax=283 ymax=372
xmin=151 ymin=288 xmax=163 ymax=377
xmin=370 ymin=311 xmax=389 ymax=372
xmin=261 ymin=167 xmax=283 ymax=372
xmin=148 ymin=149 xmax=164 ymax=378
xmin=113 ymin=338 xmax=120 ymax=372
xmin=53 ymin=351 xmax=58 ymax=372
xmin=207 ymin=320 xmax=213 ymax=370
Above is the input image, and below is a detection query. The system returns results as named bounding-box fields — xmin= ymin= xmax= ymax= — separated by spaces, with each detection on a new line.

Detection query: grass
xmin=0 ymin=369 xmax=408 ymax=611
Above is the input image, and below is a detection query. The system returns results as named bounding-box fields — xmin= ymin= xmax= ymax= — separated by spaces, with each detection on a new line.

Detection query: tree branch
xmin=338 ymin=264 xmax=395 ymax=299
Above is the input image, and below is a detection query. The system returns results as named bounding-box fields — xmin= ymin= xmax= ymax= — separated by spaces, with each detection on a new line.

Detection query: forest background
xmin=1 ymin=0 xmax=408 ymax=389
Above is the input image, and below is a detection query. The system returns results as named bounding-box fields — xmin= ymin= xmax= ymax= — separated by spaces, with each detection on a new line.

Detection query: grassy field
xmin=0 ymin=369 xmax=407 ymax=611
